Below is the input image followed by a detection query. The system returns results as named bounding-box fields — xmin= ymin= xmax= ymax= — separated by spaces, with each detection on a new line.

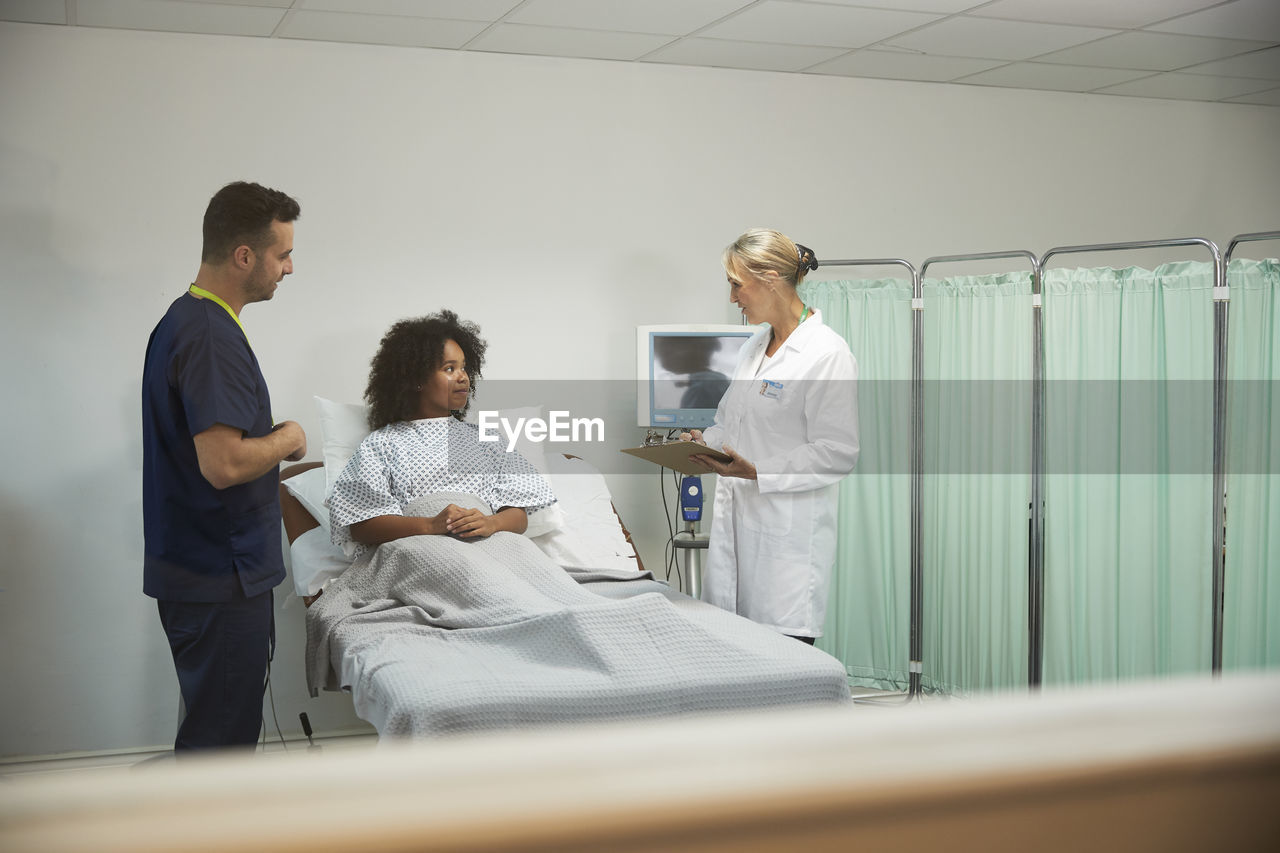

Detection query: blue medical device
xmin=680 ymin=475 xmax=704 ymax=522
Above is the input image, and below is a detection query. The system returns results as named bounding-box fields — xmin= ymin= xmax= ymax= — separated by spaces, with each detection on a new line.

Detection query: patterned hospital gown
xmin=329 ymin=417 xmax=556 ymax=560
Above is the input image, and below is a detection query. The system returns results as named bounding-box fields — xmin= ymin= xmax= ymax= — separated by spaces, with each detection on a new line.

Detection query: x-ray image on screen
xmin=637 ymin=325 xmax=754 ymax=429
xmin=651 ymin=334 xmax=741 ymax=411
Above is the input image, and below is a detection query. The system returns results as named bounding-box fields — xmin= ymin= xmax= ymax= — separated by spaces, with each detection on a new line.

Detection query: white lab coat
xmin=700 ymin=309 xmax=859 ymax=638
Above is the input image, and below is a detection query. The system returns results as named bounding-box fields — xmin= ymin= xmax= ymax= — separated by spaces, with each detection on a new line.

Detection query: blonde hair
xmin=722 ymin=228 xmax=818 ymax=289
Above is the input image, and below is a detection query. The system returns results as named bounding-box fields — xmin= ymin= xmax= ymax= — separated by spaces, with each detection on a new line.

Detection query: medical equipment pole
xmin=919 ymin=250 xmax=1043 ymax=689
xmin=816 ymin=257 xmax=921 ymax=701
xmin=687 ymin=523 xmax=705 ymax=599
xmin=1041 ymin=237 xmax=1223 ymax=675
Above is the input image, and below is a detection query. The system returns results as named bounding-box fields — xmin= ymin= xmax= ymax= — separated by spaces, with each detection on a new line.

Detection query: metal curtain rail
xmin=1040 ymin=238 xmax=1225 ymax=674
xmin=1225 ymin=231 xmax=1280 ymax=263
xmin=815 ymin=258 xmax=923 ymax=701
xmin=918 ymin=250 xmax=1040 ymax=280
xmin=919 ymin=250 xmax=1045 ymax=689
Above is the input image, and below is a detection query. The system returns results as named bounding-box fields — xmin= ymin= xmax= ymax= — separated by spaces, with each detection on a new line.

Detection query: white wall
xmin=1 ymin=21 xmax=1277 ymax=759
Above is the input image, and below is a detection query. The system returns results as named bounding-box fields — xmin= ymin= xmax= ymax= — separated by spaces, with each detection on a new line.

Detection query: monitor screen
xmin=637 ymin=325 xmax=755 ymax=429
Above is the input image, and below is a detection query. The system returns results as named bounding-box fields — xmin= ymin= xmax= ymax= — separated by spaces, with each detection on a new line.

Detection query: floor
xmin=0 ymin=732 xmax=380 ymax=780
xmin=1 ymin=687 xmax=914 ymax=780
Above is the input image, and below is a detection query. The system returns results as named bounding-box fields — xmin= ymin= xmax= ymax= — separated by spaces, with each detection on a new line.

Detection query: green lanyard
xmin=188 ymin=284 xmax=251 ymax=349
xmin=798 ymin=304 xmax=810 ymax=324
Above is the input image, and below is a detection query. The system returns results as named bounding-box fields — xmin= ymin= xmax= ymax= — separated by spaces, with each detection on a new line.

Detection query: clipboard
xmin=620 ymin=441 xmax=732 ymax=476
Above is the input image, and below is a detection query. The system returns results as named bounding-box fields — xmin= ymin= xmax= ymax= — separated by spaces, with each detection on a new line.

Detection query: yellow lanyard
xmin=188 ymin=284 xmax=272 ymax=425
xmin=188 ymin=284 xmax=251 ymax=349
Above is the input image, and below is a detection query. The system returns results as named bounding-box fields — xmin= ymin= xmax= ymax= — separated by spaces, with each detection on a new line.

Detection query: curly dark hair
xmin=364 ymin=310 xmax=487 ymax=430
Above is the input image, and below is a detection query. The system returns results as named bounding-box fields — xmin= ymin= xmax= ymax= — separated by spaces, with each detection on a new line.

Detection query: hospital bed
xmin=280 ymin=403 xmax=851 ymax=738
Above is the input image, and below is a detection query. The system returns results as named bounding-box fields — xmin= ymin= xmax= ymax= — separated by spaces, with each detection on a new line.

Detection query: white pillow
xmin=289 ymin=526 xmax=352 ymax=597
xmin=524 ymin=501 xmax=564 ymax=538
xmin=282 ymin=466 xmax=330 ymax=532
xmin=536 ymin=454 xmax=641 ymax=572
xmin=315 ymin=395 xmax=373 ymax=498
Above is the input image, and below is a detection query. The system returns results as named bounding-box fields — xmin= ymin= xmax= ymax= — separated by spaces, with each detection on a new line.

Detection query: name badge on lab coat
xmin=759 ymin=379 xmax=784 ymax=400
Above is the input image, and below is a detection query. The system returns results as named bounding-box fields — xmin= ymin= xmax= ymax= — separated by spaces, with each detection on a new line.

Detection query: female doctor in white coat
xmin=683 ymin=229 xmax=859 ymax=644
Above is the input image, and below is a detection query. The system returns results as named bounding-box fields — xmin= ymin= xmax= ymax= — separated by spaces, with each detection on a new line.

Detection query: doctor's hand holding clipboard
xmin=680 ymin=428 xmax=757 ymax=481
xmin=681 ymin=228 xmax=859 ymax=647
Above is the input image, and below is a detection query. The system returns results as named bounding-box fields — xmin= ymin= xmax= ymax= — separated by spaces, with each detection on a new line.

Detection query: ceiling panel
xmin=1098 ymin=70 xmax=1280 ymax=101
xmin=807 ymin=48 xmax=1005 ymax=82
xmin=1148 ymin=0 xmax=1280 ymax=42
xmin=294 ymin=0 xmax=519 ymax=19
xmin=280 ymin=11 xmax=487 ymax=49
xmin=968 ymin=0 xmax=1222 ymax=29
xmin=1225 ymin=85 xmax=1280 ymax=105
xmin=885 ymin=16 xmax=1121 ymax=61
xmin=642 ymin=37 xmax=848 ymax=73
xmin=1035 ymin=31 xmax=1269 ymax=72
xmin=0 ymin=0 xmax=66 ymax=25
xmin=181 ymin=0 xmax=293 ymax=6
xmin=697 ymin=1 xmax=943 ymax=50
xmin=1182 ymin=45 xmax=1280 ymax=79
xmin=0 ymin=0 xmax=1276 ymax=106
xmin=507 ymin=0 xmax=753 ymax=36
xmin=803 ymin=0 xmax=981 ymax=11
xmin=959 ymin=62 xmax=1155 ymax=92
xmin=467 ymin=23 xmax=673 ymax=62
xmin=75 ymin=0 xmax=286 ymax=37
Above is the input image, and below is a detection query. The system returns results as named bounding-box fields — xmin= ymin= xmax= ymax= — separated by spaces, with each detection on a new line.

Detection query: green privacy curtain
xmin=801 ymin=278 xmax=913 ymax=690
xmin=1224 ymin=258 xmax=1280 ymax=671
xmin=806 ymin=259 xmax=1277 ymax=696
xmin=1042 ymin=262 xmax=1216 ymax=685
xmin=921 ymin=272 xmax=1034 ymax=695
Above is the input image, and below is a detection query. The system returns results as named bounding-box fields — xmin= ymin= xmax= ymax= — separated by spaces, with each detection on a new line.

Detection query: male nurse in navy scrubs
xmin=141 ymin=181 xmax=307 ymax=751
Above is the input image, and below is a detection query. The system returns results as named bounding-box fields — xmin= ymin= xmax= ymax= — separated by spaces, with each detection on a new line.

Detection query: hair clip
xmin=795 ymin=243 xmax=818 ymax=272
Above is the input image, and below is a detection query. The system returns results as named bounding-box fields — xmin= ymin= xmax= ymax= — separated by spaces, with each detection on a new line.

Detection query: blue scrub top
xmin=142 ymin=292 xmax=285 ymax=602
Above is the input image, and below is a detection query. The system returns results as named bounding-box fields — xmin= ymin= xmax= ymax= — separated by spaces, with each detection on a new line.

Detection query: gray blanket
xmin=305 ymin=493 xmax=850 ymax=737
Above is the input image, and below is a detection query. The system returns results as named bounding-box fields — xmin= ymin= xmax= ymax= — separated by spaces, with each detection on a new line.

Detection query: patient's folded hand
xmin=427 ymin=504 xmax=467 ymax=537
xmin=442 ymin=506 xmax=498 ymax=540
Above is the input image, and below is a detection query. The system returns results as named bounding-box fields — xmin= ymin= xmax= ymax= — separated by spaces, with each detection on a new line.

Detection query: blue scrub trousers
xmin=157 ymin=590 xmax=274 ymax=751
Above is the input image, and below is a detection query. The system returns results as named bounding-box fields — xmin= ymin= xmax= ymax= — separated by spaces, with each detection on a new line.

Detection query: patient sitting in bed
xmin=329 ymin=310 xmax=556 ymax=561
